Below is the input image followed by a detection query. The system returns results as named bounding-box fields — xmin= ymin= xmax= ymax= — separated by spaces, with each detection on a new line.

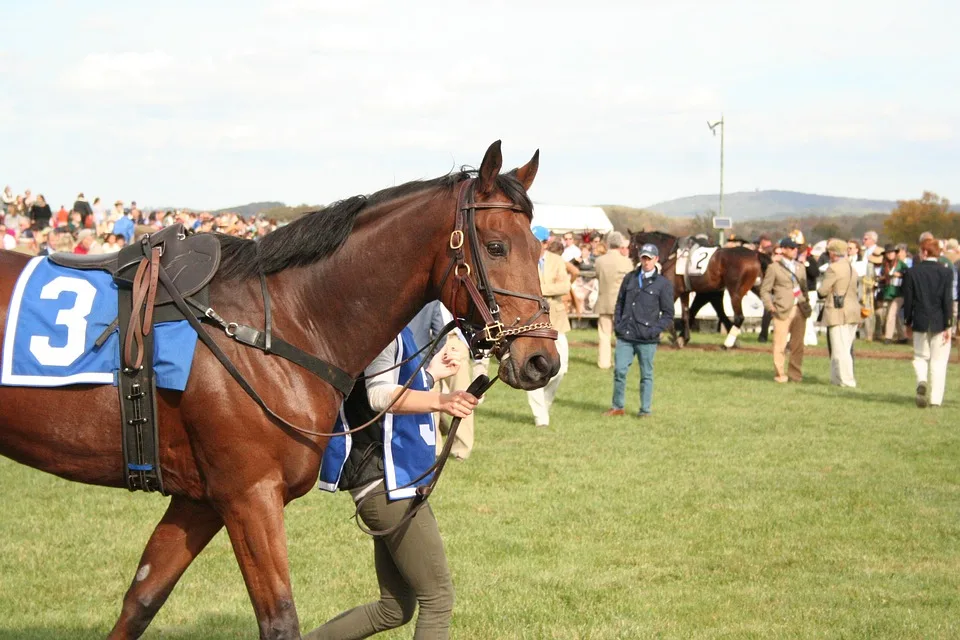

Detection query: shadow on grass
xmin=552 ymin=396 xmax=609 ymax=412
xmin=478 ymin=407 xmax=532 ymax=424
xmin=0 ymin=613 xmax=253 ymax=639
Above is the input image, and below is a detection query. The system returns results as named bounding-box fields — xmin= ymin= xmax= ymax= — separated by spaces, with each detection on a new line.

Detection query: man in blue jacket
xmin=603 ymin=243 xmax=674 ymax=418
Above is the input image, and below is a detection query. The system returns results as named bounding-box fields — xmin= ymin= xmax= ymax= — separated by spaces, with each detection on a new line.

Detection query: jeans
xmin=612 ymin=339 xmax=657 ymax=415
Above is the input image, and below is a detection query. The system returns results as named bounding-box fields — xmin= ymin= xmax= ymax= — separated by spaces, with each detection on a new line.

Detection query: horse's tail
xmin=752 ymin=251 xmax=772 ymax=297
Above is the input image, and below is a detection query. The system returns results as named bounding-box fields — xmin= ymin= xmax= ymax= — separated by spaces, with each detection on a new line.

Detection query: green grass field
xmin=1 ymin=330 xmax=958 ymax=639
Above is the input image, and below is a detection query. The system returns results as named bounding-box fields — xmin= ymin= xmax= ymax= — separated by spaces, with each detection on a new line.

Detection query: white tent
xmin=530 ymin=204 xmax=613 ymax=234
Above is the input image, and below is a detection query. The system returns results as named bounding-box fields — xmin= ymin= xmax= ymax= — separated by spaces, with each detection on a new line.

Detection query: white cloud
xmin=4 ymin=0 xmax=959 ymax=209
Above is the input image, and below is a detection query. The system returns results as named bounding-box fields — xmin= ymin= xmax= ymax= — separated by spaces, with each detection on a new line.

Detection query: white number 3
xmin=29 ymin=276 xmax=97 ymax=367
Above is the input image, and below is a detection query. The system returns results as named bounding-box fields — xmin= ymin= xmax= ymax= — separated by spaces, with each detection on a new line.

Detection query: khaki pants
xmin=827 ymin=323 xmax=857 ymax=387
xmin=913 ymin=331 xmax=952 ymax=406
xmin=433 ymin=337 xmax=474 ymax=460
xmin=526 ymin=332 xmax=569 ymax=426
xmin=772 ymin=305 xmax=805 ymax=382
xmin=597 ymin=314 xmax=614 ymax=369
xmin=883 ymin=297 xmax=904 ymax=340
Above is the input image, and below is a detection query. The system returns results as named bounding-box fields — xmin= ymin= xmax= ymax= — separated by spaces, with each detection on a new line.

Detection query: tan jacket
xmin=760 ymin=260 xmax=807 ymax=320
xmin=817 ymin=259 xmax=861 ymax=326
xmin=593 ymin=250 xmax=634 ymax=315
xmin=540 ymin=251 xmax=571 ymax=334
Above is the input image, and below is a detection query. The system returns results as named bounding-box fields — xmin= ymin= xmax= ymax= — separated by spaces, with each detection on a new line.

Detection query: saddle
xmin=50 ymin=224 xmax=221 ymax=493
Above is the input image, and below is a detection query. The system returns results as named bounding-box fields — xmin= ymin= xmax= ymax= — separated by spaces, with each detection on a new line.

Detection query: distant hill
xmin=646 ymin=190 xmax=905 ymax=220
xmin=211 ymin=201 xmax=286 ymax=217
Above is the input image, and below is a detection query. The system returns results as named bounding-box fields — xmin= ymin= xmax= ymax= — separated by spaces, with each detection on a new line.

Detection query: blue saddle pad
xmin=1 ymin=256 xmax=198 ymax=390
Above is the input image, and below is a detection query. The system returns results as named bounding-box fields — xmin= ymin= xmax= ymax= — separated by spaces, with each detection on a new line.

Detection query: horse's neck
xmin=278 ymin=194 xmax=451 ymax=376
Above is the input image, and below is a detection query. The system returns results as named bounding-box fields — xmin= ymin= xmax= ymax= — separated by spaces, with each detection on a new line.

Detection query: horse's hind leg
xmin=219 ymin=486 xmax=300 ymax=640
xmin=108 ymin=496 xmax=223 ymax=640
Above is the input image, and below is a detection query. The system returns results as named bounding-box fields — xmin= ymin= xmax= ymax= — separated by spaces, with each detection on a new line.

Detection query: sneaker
xmin=916 ymin=382 xmax=929 ymax=408
xmin=637 ymin=412 xmax=652 ymax=418
xmin=602 ymin=408 xmax=626 ymax=417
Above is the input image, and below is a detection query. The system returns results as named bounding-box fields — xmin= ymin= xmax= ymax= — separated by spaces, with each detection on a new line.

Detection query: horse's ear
xmin=515 ymin=149 xmax=539 ymax=192
xmin=477 ymin=140 xmax=503 ymax=195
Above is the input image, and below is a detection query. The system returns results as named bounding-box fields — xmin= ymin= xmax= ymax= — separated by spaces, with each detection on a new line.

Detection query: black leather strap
xmin=259 ymin=271 xmax=272 ymax=354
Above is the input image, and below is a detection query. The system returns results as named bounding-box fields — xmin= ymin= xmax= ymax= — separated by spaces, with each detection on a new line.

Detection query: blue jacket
xmin=614 ymin=268 xmax=674 ymax=343
xmin=318 ymin=328 xmax=436 ymax=501
xmin=112 ymin=216 xmax=134 ymax=243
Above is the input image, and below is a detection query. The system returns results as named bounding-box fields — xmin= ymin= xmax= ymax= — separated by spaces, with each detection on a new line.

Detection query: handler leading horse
xmin=630 ymin=230 xmax=763 ymax=348
xmin=0 ymin=141 xmax=558 ymax=640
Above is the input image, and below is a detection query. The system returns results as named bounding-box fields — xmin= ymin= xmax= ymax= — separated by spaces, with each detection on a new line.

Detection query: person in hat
xmin=759 ymin=237 xmax=810 ymax=383
xmin=818 ymin=239 xmax=861 ymax=387
xmin=876 ymin=243 xmax=908 ymax=344
xmin=526 ymin=225 xmax=570 ymax=428
xmin=603 ymin=242 xmax=673 ymax=418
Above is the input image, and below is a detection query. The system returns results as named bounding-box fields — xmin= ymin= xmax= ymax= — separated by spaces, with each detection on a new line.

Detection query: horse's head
xmin=629 ymin=230 xmax=675 ymax=266
xmin=438 ymin=141 xmax=560 ymax=391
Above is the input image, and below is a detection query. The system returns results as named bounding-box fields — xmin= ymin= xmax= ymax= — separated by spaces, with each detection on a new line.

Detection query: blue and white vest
xmin=318 ymin=328 xmax=436 ymax=500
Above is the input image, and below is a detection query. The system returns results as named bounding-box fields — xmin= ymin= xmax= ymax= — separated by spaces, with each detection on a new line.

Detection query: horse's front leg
xmin=108 ymin=496 xmax=224 ymax=640
xmin=218 ymin=482 xmax=301 ymax=640
xmin=722 ymin=292 xmax=745 ymax=350
xmin=678 ymin=292 xmax=691 ymax=347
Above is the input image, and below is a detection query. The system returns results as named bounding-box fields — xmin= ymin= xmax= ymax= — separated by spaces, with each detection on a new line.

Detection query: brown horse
xmin=630 ymin=230 xmax=764 ymax=348
xmin=0 ymin=141 xmax=559 ymax=639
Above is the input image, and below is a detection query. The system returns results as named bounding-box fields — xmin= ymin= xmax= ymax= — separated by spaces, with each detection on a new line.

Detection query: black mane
xmin=216 ymin=169 xmax=533 ymax=280
xmin=631 ymin=230 xmax=677 ymax=245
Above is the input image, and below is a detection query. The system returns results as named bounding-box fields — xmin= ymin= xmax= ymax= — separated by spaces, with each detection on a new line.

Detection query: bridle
xmin=440 ymin=178 xmax=558 ymax=359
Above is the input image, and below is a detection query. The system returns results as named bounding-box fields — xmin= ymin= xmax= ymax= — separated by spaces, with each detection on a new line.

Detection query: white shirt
xmin=561 ymin=245 xmax=581 ymax=262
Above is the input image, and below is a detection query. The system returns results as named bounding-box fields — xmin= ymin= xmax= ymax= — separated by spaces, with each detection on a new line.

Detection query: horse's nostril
xmin=524 ymin=354 xmax=551 ymax=379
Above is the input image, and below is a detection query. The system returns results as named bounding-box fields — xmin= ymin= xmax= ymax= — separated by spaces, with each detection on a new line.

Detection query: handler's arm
xmin=760 ymin=269 xmax=776 ymax=312
xmin=364 ymin=339 xmax=478 ymax=418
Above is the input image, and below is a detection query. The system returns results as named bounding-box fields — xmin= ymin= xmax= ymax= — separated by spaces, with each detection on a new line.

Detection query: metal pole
xmin=708 ymin=115 xmax=726 ymax=245
xmin=718 ymin=114 xmax=724 ymax=218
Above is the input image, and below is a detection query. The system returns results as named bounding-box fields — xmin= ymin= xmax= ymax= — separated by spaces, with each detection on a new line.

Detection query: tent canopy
xmin=530 ymin=204 xmax=612 ymax=234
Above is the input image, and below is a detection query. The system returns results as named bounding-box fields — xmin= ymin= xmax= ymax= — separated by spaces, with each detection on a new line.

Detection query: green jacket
xmin=877 ymin=260 xmax=908 ymax=301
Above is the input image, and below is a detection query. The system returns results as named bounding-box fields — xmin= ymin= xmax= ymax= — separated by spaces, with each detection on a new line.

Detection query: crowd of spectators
xmin=2 ymin=185 xmax=279 ymax=257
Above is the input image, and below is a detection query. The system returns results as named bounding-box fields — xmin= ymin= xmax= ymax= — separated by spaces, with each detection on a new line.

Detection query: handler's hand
xmin=904 ymin=326 xmax=913 ymax=340
xmin=942 ymin=330 xmax=951 ymax=346
xmin=438 ymin=390 xmax=478 ymax=419
xmin=427 ymin=341 xmax=464 ymax=382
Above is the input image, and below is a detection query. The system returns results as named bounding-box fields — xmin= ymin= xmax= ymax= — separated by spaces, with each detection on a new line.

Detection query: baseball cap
xmin=779 ymin=237 xmax=799 ymax=249
xmin=531 ymin=225 xmax=550 ymax=242
xmin=639 ymin=243 xmax=659 ymax=258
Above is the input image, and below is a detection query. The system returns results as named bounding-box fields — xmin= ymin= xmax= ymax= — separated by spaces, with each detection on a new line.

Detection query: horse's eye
xmin=486 ymin=241 xmax=507 ymax=258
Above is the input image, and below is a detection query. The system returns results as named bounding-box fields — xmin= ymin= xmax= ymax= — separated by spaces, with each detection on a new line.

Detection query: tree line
xmin=604 ymin=192 xmax=956 ymax=249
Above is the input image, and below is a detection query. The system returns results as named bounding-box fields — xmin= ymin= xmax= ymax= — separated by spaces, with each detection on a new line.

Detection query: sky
xmin=1 ymin=0 xmax=957 ymax=212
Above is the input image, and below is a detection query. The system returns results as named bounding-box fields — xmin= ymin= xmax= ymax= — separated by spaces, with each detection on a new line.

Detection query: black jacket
xmin=903 ymin=259 xmax=953 ymax=333
xmin=614 ymin=268 xmax=674 ymax=343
